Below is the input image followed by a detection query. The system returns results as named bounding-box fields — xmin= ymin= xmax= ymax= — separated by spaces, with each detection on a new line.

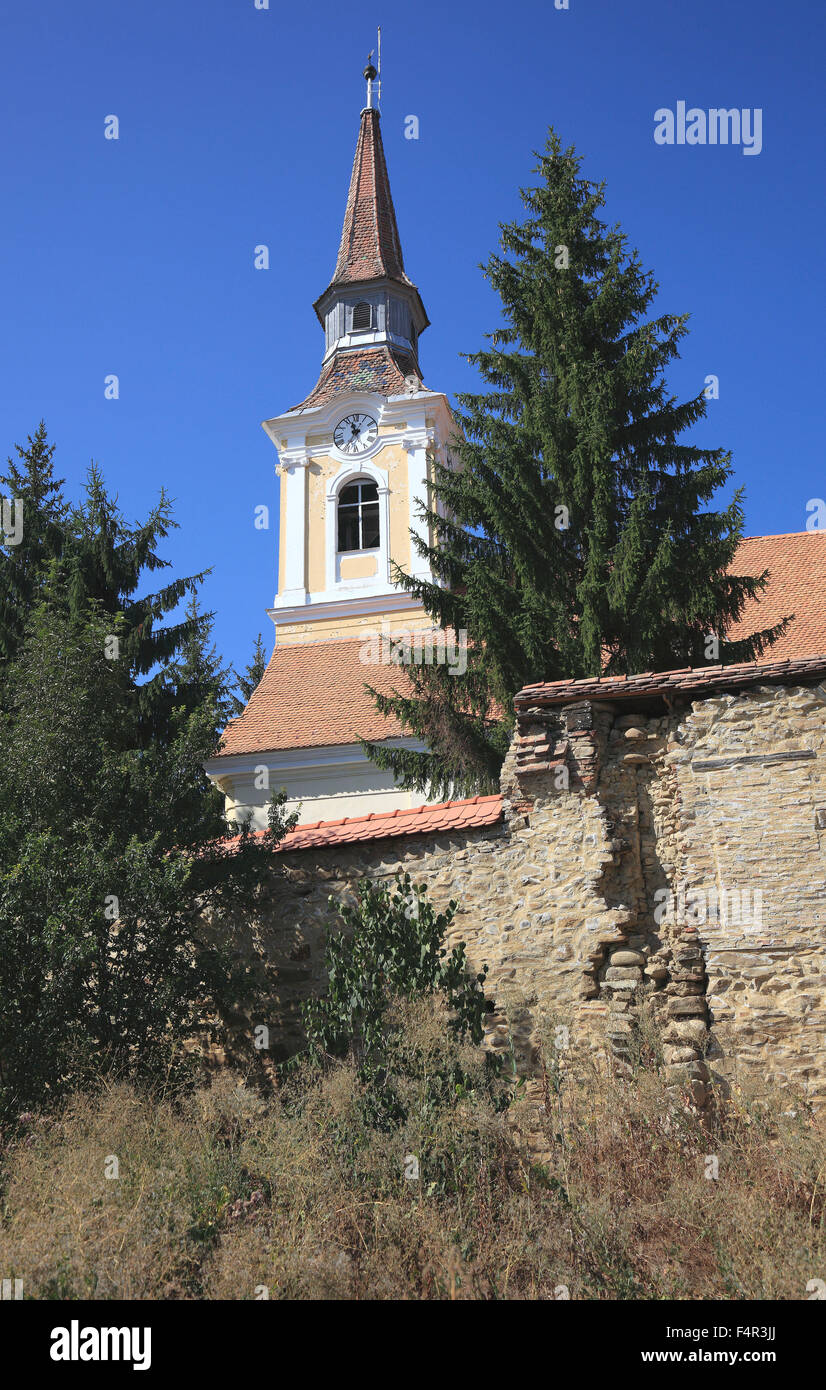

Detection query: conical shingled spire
xmin=329 ymin=107 xmax=412 ymax=289
xmin=301 ymin=98 xmax=428 ymax=409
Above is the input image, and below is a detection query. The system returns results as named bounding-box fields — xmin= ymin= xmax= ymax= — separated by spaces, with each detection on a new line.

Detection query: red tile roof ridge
xmin=516 ymin=653 xmax=826 ymax=706
xmin=273 ymin=793 xmax=504 ymax=852
xmin=277 ymin=794 xmax=497 ymax=837
xmin=212 ymin=790 xmax=506 ymax=857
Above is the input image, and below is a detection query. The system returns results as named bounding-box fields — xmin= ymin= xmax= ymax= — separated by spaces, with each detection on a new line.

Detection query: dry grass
xmin=1 ymin=1001 xmax=824 ymax=1300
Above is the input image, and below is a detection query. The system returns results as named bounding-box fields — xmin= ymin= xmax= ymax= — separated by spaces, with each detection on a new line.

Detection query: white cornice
xmin=276 ymin=451 xmax=311 ymax=475
xmin=267 ymin=589 xmax=437 ymax=626
xmin=402 ymin=429 xmax=433 ymax=452
xmin=205 ymin=736 xmax=426 ymax=780
xmin=262 ymin=388 xmax=453 ymax=446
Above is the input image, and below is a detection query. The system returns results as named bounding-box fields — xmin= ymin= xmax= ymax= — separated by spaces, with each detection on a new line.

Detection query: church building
xmin=206 ymin=64 xmax=826 ymax=839
xmin=206 ymin=66 xmax=455 ymax=828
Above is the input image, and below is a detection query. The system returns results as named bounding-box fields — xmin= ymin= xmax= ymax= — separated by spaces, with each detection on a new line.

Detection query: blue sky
xmin=1 ymin=0 xmax=823 ymax=676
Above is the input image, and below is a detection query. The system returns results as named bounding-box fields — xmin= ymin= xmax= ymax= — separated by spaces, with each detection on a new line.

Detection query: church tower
xmin=206 ymin=62 xmax=457 ymax=828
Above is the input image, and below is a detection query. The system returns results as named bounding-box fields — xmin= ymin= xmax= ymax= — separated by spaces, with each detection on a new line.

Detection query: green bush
xmin=300 ymin=874 xmax=501 ymax=1128
xmin=0 ymin=605 xmax=290 ymax=1117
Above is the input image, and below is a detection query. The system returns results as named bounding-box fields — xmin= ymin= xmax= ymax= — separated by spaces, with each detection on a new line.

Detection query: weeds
xmin=0 ymin=1001 xmax=822 ymax=1300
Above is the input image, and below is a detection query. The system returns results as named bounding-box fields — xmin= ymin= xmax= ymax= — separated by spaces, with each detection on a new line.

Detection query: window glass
xmin=337 ymin=479 xmax=379 ymax=552
xmin=361 ymin=503 xmax=380 ymax=549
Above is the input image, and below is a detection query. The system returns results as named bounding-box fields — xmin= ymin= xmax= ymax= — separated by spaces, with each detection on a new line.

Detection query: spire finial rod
xmin=363 ymin=28 xmax=381 ymax=110
xmin=363 ymin=54 xmax=377 ymax=108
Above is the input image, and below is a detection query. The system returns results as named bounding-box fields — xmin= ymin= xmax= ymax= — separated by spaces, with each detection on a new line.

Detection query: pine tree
xmin=230 ymin=632 xmax=268 ymax=716
xmin=173 ymin=592 xmax=236 ymax=738
xmin=0 ymin=602 xmax=294 ymax=1114
xmin=365 ymin=130 xmax=787 ymax=798
xmin=55 ymin=462 xmax=211 ymax=746
xmin=0 ymin=429 xmax=217 ymax=746
xmin=0 ymin=420 xmax=68 ymax=668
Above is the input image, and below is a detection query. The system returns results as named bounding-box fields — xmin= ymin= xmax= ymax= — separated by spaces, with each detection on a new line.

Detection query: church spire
xmin=327 ymin=103 xmax=411 ymax=291
xmin=312 ymin=52 xmax=427 ymax=329
xmin=297 ymin=54 xmax=429 ymax=409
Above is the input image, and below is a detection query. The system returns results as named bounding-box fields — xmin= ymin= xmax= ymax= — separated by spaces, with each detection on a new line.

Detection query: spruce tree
xmin=173 ymin=592 xmax=236 ymax=739
xmin=0 ymin=429 xmax=216 ymax=746
xmin=0 ymin=420 xmax=68 ymax=668
xmin=55 ymin=461 xmax=210 ymax=746
xmin=365 ymin=129 xmax=786 ymax=798
xmin=0 ymin=602 xmax=293 ymax=1114
xmin=230 ymin=632 xmax=268 ymax=716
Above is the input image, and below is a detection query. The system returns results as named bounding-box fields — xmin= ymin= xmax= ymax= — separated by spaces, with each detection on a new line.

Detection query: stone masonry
xmin=241 ymin=668 xmax=826 ymax=1110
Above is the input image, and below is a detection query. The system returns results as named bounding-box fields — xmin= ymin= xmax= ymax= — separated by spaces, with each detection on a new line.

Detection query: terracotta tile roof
xmin=727 ymin=532 xmax=826 ymax=659
xmin=215 ymin=637 xmax=414 ymax=757
xmin=328 ymin=107 xmax=412 ymax=290
xmin=277 ymin=794 xmax=503 ymax=850
xmin=516 ymin=531 xmax=826 ymax=709
xmin=516 ymin=654 xmax=826 ymax=710
xmin=217 ymin=531 xmax=826 ymax=757
xmin=293 ymin=345 xmax=422 ymax=411
xmin=216 ymin=795 xmax=503 ymax=853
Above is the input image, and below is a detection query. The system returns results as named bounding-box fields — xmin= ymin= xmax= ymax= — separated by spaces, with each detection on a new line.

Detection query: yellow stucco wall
xmin=306 ymin=461 xmax=327 ymax=595
xmin=277 ymin=605 xmax=432 ymax=646
xmin=304 ymin=439 xmax=414 ymax=595
xmin=339 ymin=553 xmax=378 ymax=580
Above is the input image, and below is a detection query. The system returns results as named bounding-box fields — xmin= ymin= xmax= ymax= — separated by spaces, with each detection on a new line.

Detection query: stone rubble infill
xmin=219 ymin=674 xmax=826 ymax=1117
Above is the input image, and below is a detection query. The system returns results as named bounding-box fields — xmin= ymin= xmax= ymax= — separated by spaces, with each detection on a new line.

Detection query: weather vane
xmin=363 ymin=27 xmax=381 ymax=109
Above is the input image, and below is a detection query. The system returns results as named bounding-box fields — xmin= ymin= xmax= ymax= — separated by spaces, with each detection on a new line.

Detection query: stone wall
xmin=244 ymin=677 xmax=826 ymax=1108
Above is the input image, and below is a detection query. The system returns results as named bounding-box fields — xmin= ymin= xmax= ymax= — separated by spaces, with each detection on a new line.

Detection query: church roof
xmin=216 ymin=636 xmax=413 ymax=757
xmin=326 ymin=106 xmax=412 ymax=292
xmin=311 ymin=102 xmax=428 ymax=339
xmin=291 ymin=344 xmax=422 ymax=411
xmin=215 ymin=531 xmax=826 ymax=760
xmin=284 ymin=99 xmax=428 ymax=412
xmin=726 ymin=531 xmax=826 ymax=660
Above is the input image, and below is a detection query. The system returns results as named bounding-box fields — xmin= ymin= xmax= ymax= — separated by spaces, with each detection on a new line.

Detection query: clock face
xmin=333 ymin=413 xmax=378 ymax=455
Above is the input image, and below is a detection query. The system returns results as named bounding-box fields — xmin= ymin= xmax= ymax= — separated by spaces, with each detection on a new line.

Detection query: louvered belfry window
xmin=352 ymin=301 xmax=372 ymax=332
xmin=337 ymin=479 xmax=380 ymax=552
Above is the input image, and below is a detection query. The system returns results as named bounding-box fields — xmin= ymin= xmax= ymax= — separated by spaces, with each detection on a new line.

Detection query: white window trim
xmin=326 ymin=459 xmax=391 ymax=592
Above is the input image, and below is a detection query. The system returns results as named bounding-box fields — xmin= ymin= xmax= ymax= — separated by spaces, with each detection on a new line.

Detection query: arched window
xmin=337 ymin=478 xmax=380 ymax=552
xmin=351 ymin=301 xmax=372 ymax=332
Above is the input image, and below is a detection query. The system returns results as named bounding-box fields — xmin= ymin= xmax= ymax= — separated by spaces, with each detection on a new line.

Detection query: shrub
xmin=0 ymin=606 xmax=293 ymax=1117
xmin=300 ymin=874 xmax=499 ymax=1127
